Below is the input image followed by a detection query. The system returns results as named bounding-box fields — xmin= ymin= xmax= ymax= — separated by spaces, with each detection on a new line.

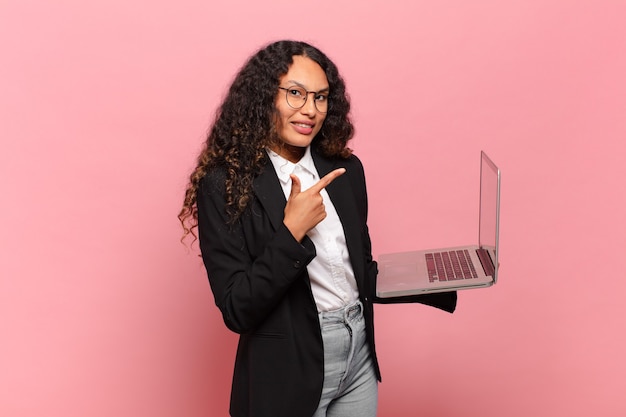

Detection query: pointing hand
xmin=283 ymin=168 xmax=346 ymax=241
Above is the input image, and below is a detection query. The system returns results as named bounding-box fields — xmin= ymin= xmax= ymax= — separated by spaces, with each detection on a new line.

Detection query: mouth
xmin=291 ymin=121 xmax=315 ymax=134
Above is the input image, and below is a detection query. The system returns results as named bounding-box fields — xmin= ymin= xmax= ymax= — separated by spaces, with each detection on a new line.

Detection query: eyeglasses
xmin=278 ymin=86 xmax=329 ymax=113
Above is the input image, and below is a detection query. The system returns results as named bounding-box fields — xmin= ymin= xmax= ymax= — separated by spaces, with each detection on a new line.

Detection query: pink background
xmin=2 ymin=0 xmax=625 ymax=416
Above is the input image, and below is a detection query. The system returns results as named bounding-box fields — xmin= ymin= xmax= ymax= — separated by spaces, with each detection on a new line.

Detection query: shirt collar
xmin=266 ymin=146 xmax=316 ymax=184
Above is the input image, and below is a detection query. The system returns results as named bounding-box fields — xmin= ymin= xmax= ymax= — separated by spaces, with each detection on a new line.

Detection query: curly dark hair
xmin=179 ymin=40 xmax=354 ymax=241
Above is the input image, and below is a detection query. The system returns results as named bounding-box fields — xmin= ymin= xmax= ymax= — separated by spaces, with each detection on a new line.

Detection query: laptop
xmin=376 ymin=151 xmax=501 ymax=297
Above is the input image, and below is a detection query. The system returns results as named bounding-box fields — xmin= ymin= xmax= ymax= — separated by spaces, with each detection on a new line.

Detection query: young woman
xmin=179 ymin=40 xmax=456 ymax=417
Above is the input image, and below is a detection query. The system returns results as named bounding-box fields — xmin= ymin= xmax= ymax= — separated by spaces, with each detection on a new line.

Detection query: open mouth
xmin=291 ymin=122 xmax=315 ymax=134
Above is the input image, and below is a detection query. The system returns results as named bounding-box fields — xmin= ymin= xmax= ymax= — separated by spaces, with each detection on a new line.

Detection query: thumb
xmin=289 ymin=174 xmax=301 ymax=199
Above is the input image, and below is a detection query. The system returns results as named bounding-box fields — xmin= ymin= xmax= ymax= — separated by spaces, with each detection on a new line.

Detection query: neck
xmin=271 ymin=142 xmax=306 ymax=163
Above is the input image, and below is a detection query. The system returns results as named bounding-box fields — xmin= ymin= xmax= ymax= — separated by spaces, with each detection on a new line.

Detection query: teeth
xmin=294 ymin=123 xmax=312 ymax=128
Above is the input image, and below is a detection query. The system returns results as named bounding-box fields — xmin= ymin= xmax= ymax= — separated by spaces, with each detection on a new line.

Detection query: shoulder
xmin=344 ymin=153 xmax=365 ymax=174
xmin=197 ymin=165 xmax=230 ymax=206
xmin=336 ymin=152 xmax=367 ymax=185
xmin=327 ymin=152 xmax=369 ymax=200
xmin=199 ymin=164 xmax=227 ymax=190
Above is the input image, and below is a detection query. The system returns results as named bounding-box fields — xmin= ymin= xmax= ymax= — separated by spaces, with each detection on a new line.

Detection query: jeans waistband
xmin=319 ymin=300 xmax=363 ymax=324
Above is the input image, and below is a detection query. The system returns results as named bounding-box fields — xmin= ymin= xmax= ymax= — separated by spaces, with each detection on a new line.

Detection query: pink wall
xmin=1 ymin=1 xmax=625 ymax=416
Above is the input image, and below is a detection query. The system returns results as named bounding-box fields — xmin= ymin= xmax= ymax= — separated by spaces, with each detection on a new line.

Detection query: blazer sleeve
xmin=373 ymin=292 xmax=457 ymax=313
xmin=196 ymin=169 xmax=316 ymax=334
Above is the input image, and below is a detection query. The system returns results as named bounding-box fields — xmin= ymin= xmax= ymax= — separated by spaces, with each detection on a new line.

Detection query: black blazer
xmin=197 ymin=147 xmax=456 ymax=417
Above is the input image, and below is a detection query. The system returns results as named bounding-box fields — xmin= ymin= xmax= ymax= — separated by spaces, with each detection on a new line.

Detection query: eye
xmin=315 ymin=93 xmax=328 ymax=102
xmin=287 ymin=87 xmax=304 ymax=97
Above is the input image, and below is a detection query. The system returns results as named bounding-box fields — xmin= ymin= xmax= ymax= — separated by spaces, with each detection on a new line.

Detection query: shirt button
xmin=293 ymin=260 xmax=301 ymax=268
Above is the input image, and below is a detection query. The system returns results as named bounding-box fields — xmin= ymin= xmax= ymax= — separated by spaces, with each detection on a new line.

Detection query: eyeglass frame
xmin=278 ymin=86 xmax=329 ymax=114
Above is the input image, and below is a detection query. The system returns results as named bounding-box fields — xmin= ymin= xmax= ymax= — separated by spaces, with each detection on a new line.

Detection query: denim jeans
xmin=313 ymin=301 xmax=378 ymax=417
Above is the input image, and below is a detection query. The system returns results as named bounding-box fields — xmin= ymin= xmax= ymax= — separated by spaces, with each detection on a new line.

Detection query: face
xmin=272 ymin=55 xmax=328 ymax=163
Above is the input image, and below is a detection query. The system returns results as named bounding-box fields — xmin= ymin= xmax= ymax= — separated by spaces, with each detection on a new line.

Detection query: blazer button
xmin=293 ymin=260 xmax=301 ymax=268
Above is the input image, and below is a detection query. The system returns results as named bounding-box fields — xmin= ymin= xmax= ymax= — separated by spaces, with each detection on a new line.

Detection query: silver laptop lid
xmin=479 ymin=151 xmax=501 ymax=283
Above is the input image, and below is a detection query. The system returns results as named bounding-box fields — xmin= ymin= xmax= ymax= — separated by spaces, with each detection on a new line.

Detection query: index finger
xmin=309 ymin=168 xmax=346 ymax=193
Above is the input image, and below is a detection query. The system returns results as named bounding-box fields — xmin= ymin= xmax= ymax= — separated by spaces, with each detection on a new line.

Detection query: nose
xmin=300 ymin=92 xmax=317 ymax=116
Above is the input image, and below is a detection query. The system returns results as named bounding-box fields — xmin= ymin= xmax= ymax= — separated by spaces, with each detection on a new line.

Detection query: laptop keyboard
xmin=425 ymin=250 xmax=478 ymax=282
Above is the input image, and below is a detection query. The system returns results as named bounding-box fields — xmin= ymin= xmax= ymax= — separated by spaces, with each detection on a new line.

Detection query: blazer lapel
xmin=252 ymin=155 xmax=288 ymax=232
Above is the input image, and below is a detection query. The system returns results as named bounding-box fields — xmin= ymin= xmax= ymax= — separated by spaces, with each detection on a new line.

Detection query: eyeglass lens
xmin=284 ymin=87 xmax=328 ymax=113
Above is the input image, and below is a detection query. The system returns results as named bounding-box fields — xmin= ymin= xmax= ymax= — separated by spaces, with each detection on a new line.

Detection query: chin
xmin=284 ymin=137 xmax=314 ymax=148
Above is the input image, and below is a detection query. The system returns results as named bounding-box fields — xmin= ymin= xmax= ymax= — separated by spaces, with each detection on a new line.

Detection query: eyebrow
xmin=286 ymin=80 xmax=330 ymax=92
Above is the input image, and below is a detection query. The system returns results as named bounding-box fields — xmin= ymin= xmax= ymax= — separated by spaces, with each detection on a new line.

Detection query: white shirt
xmin=266 ymin=147 xmax=359 ymax=312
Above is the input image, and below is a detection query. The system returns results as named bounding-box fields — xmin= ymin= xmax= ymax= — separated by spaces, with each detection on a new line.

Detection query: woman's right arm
xmin=196 ymin=171 xmax=316 ymax=334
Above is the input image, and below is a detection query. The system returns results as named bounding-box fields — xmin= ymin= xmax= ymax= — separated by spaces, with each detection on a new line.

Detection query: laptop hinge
xmin=476 ymin=248 xmax=495 ymax=277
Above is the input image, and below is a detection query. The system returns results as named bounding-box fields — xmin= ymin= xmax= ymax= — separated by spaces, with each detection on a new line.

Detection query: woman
xmin=179 ymin=40 xmax=456 ymax=417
